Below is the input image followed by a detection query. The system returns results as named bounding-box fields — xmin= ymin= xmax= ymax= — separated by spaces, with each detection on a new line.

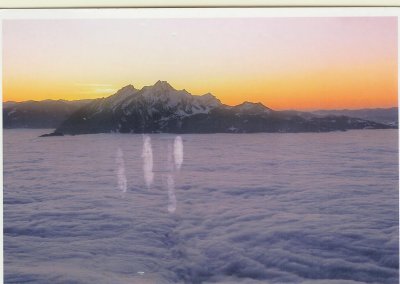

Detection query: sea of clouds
xmin=3 ymin=129 xmax=399 ymax=283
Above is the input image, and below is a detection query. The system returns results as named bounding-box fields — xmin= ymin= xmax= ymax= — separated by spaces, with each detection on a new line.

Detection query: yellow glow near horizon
xmin=3 ymin=17 xmax=398 ymax=110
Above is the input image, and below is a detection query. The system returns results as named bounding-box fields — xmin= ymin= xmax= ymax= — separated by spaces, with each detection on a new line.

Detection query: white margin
xmin=0 ymin=18 xmax=4 ymax=284
xmin=0 ymin=0 xmax=400 ymax=8
xmin=0 ymin=7 xmax=400 ymax=19
xmin=0 ymin=7 xmax=399 ymax=284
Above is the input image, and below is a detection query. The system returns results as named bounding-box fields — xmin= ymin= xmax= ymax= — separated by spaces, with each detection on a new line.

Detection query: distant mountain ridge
xmin=3 ymin=81 xmax=397 ymax=134
xmin=3 ymin=99 xmax=92 ymax=129
xmin=311 ymin=108 xmax=398 ymax=127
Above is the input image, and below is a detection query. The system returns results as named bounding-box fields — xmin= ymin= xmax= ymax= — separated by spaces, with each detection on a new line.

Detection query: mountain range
xmin=3 ymin=81 xmax=397 ymax=135
xmin=3 ymin=99 xmax=91 ymax=129
xmin=311 ymin=108 xmax=398 ymax=126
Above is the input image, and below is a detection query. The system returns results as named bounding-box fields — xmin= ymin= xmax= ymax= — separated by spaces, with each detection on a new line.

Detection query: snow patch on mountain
xmin=109 ymin=85 xmax=138 ymax=110
xmin=100 ymin=81 xmax=223 ymax=118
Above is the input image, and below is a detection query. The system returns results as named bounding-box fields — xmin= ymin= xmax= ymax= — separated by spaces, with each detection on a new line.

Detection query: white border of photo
xmin=0 ymin=3 xmax=399 ymax=284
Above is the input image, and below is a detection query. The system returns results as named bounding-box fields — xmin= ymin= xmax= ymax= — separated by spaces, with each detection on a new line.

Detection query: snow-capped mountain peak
xmin=141 ymin=81 xmax=177 ymax=96
xmin=137 ymin=81 xmax=191 ymax=108
xmin=106 ymin=84 xmax=139 ymax=110
xmin=91 ymin=81 xmax=224 ymax=118
xmin=116 ymin=84 xmax=137 ymax=94
xmin=153 ymin=80 xmax=175 ymax=90
xmin=198 ymin=93 xmax=221 ymax=108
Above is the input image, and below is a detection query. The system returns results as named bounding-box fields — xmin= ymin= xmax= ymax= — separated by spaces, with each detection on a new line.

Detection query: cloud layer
xmin=3 ymin=129 xmax=398 ymax=283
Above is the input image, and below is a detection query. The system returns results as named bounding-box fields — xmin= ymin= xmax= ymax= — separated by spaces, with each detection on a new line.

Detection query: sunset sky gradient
xmin=3 ymin=17 xmax=398 ymax=110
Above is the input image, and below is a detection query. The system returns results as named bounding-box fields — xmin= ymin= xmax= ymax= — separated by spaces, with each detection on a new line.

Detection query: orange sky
xmin=3 ymin=17 xmax=398 ymax=110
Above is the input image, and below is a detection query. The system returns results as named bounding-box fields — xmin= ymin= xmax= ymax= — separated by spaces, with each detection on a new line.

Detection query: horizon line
xmin=3 ymin=80 xmax=398 ymax=111
xmin=2 ymin=98 xmax=398 ymax=112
